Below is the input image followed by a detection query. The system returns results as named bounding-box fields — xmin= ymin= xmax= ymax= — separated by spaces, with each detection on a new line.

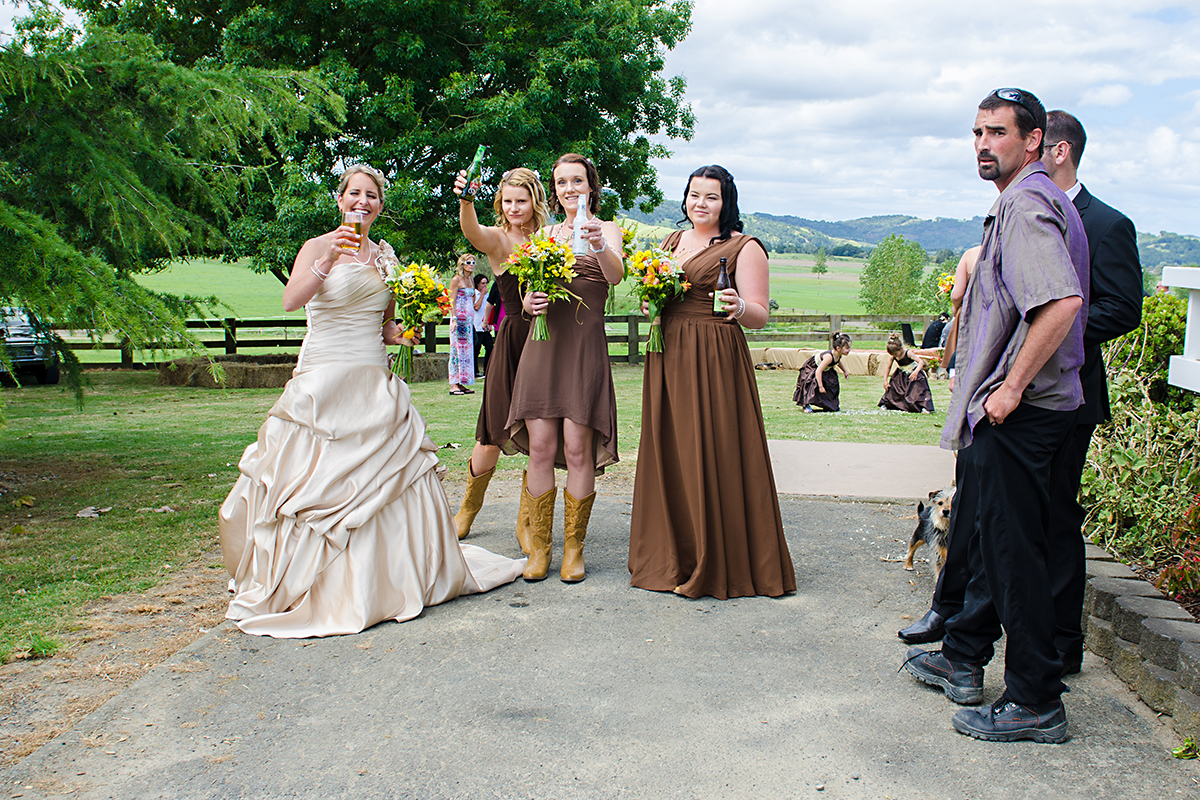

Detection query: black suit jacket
xmin=1073 ymin=184 xmax=1143 ymax=426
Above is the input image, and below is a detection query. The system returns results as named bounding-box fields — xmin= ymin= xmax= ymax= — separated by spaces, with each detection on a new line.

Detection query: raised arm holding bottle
xmin=451 ymin=166 xmax=550 ymax=546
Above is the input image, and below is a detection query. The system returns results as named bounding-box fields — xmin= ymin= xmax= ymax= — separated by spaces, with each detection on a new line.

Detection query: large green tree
xmin=857 ymin=234 xmax=927 ymax=314
xmin=76 ymin=0 xmax=696 ymax=279
xmin=0 ymin=7 xmax=342 ymax=392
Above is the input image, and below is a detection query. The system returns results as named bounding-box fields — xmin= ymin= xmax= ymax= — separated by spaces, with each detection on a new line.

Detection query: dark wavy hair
xmin=978 ymin=88 xmax=1045 ymax=141
xmin=549 ymin=153 xmax=602 ymax=216
xmin=678 ymin=165 xmax=743 ymax=245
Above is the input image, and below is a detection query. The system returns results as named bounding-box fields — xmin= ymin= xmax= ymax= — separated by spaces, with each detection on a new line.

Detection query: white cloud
xmin=650 ymin=0 xmax=1200 ymax=234
xmin=1079 ymin=84 xmax=1135 ymax=107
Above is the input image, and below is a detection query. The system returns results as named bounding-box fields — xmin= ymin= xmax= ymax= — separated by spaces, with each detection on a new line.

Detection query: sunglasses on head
xmin=992 ymin=88 xmax=1040 ymax=127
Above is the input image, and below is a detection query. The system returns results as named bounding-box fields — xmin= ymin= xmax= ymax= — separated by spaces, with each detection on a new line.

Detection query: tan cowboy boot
xmin=453 ymin=461 xmax=494 ymax=540
xmin=522 ymin=485 xmax=557 ymax=581
xmin=514 ymin=470 xmax=533 ymax=555
xmin=560 ymin=489 xmax=596 ymax=583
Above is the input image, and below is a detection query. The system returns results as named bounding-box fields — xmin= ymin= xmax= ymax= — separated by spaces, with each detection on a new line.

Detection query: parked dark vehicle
xmin=0 ymin=307 xmax=60 ymax=385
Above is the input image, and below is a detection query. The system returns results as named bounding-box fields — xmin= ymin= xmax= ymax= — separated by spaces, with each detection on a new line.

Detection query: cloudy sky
xmin=650 ymin=0 xmax=1200 ymax=235
xmin=5 ymin=1 xmax=1200 ymax=235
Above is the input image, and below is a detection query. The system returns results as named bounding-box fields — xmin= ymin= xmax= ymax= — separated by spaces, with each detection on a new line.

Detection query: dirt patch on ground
xmin=0 ymin=473 xmax=636 ymax=770
xmin=0 ymin=546 xmax=229 ymax=768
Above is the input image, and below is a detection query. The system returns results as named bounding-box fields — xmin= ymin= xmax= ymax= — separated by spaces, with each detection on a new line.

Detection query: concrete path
xmin=5 ymin=489 xmax=1197 ymax=799
xmin=769 ymin=440 xmax=956 ymax=500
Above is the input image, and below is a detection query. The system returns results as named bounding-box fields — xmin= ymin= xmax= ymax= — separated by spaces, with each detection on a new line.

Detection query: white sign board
xmin=1162 ymin=266 xmax=1200 ymax=394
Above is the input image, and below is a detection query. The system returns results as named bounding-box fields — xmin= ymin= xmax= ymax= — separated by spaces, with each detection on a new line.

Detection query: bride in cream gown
xmin=219 ymin=165 xmax=524 ymax=638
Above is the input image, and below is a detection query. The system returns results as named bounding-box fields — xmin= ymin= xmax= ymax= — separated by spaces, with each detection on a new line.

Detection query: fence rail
xmin=57 ymin=313 xmax=941 ymax=367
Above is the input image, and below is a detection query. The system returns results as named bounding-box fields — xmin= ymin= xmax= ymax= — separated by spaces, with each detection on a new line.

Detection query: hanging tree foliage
xmin=76 ymin=0 xmax=696 ymax=278
xmin=0 ymin=7 xmax=343 ymax=395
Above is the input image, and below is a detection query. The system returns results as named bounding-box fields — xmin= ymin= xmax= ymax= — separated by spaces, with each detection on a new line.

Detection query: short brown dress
xmin=503 ymin=251 xmax=618 ymax=474
xmin=793 ymin=350 xmax=843 ymax=411
xmin=878 ymin=353 xmax=934 ymax=413
xmin=475 ymin=270 xmax=530 ymax=447
xmin=628 ymin=232 xmax=795 ymax=599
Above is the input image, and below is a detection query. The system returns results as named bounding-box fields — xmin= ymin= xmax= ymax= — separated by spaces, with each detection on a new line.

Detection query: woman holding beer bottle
xmin=628 ymin=165 xmax=794 ymax=600
xmin=505 ymin=153 xmax=623 ymax=583
xmin=451 ymin=167 xmax=551 ymax=546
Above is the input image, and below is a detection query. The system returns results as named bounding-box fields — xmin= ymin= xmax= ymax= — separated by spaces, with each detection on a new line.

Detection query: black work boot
xmin=951 ymin=695 xmax=1069 ymax=743
xmin=901 ymin=647 xmax=984 ymax=705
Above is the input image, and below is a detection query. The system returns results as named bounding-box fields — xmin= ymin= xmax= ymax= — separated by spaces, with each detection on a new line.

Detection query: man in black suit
xmin=1040 ymin=109 xmax=1143 ymax=672
xmin=898 ymin=110 xmax=1143 ymax=669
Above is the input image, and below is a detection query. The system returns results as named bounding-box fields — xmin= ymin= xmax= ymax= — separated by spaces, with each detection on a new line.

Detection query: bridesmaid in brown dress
xmin=628 ymin=165 xmax=795 ymax=600
xmin=451 ymin=168 xmax=550 ymax=544
xmin=505 ymin=153 xmax=624 ymax=583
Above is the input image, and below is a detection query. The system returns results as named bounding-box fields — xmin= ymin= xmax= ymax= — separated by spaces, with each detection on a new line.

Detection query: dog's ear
xmin=917 ymin=501 xmax=926 ymax=514
xmin=928 ymin=489 xmax=939 ymax=500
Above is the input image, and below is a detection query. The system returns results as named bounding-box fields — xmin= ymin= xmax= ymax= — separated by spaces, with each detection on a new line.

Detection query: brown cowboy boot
xmin=453 ymin=461 xmax=494 ymax=540
xmin=560 ymin=489 xmax=596 ymax=583
xmin=514 ymin=470 xmax=533 ymax=555
xmin=522 ymin=485 xmax=557 ymax=581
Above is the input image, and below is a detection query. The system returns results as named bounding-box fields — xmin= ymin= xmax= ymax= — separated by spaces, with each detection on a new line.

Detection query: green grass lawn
xmin=0 ymin=364 xmax=949 ymax=661
xmin=135 ymin=257 xmax=304 ymax=320
xmin=130 ymin=254 xmax=869 ymax=322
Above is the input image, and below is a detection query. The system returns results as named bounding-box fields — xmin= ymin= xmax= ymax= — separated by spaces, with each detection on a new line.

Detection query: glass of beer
xmin=342 ymin=211 xmax=364 ymax=252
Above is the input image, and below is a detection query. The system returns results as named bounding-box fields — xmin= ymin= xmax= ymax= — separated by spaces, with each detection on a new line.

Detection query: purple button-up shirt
xmin=941 ymin=161 xmax=1090 ymax=451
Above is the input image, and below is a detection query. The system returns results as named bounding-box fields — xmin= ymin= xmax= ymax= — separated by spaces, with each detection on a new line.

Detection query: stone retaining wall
xmin=1083 ymin=542 xmax=1200 ymax=740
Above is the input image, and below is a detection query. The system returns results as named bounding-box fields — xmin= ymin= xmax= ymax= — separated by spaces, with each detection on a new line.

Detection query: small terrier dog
xmin=904 ymin=487 xmax=955 ymax=579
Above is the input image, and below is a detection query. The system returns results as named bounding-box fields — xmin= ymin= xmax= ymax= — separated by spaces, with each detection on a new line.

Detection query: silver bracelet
xmin=310 ymin=260 xmax=330 ymax=281
xmin=588 ymin=236 xmax=608 ymax=254
xmin=732 ymin=297 xmax=747 ymax=319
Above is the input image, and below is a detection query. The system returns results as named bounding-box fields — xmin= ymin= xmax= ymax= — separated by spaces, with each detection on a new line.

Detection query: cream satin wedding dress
xmin=219 ymin=257 xmax=524 ymax=637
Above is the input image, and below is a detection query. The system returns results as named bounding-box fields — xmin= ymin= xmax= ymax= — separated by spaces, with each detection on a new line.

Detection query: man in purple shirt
xmin=903 ymin=89 xmax=1089 ymax=744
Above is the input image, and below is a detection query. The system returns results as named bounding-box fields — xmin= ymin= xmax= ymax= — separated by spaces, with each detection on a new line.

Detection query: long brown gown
xmin=503 ymin=251 xmax=618 ymax=473
xmin=628 ymin=232 xmax=795 ymax=599
xmin=475 ymin=270 xmax=530 ymax=447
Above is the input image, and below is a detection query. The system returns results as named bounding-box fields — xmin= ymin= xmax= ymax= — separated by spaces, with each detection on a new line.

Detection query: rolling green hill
xmin=623 ymin=202 xmax=1200 ymax=267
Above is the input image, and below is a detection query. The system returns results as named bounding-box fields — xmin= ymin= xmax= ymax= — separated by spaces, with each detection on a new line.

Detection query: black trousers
xmin=1048 ymin=422 xmax=1094 ymax=664
xmin=475 ymin=329 xmax=494 ymax=375
xmin=931 ymin=420 xmax=1092 ymax=667
xmin=940 ymin=403 xmax=1076 ymax=706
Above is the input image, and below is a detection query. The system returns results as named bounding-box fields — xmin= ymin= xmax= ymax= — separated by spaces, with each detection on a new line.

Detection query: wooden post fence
xmin=56 ymin=314 xmax=939 ymax=367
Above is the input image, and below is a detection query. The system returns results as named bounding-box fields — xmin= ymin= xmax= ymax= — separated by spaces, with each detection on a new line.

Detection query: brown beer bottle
xmin=712 ymin=257 xmax=730 ymax=317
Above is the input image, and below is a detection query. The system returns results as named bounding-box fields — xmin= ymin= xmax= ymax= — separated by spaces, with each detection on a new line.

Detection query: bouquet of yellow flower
xmin=505 ymin=231 xmax=580 ymax=341
xmin=618 ymin=222 xmax=639 ymax=260
xmin=626 ymin=246 xmax=689 ymax=353
xmin=381 ymin=248 xmax=450 ymax=378
xmin=937 ymin=271 xmax=956 ymax=295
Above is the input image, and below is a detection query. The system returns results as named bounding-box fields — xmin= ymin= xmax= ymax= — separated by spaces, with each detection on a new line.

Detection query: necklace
xmin=672 ymin=231 xmax=713 ymax=260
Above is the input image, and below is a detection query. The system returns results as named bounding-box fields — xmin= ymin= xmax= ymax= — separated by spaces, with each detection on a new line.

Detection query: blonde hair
xmin=886 ymin=332 xmax=905 ymax=357
xmin=493 ymin=168 xmax=549 ymax=233
xmin=456 ymin=253 xmax=475 ymax=272
xmin=337 ymin=164 xmax=386 ymax=203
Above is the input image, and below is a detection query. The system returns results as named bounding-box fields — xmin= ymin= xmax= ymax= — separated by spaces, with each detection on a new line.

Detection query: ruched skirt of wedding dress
xmin=219 ymin=364 xmax=524 ymax=638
